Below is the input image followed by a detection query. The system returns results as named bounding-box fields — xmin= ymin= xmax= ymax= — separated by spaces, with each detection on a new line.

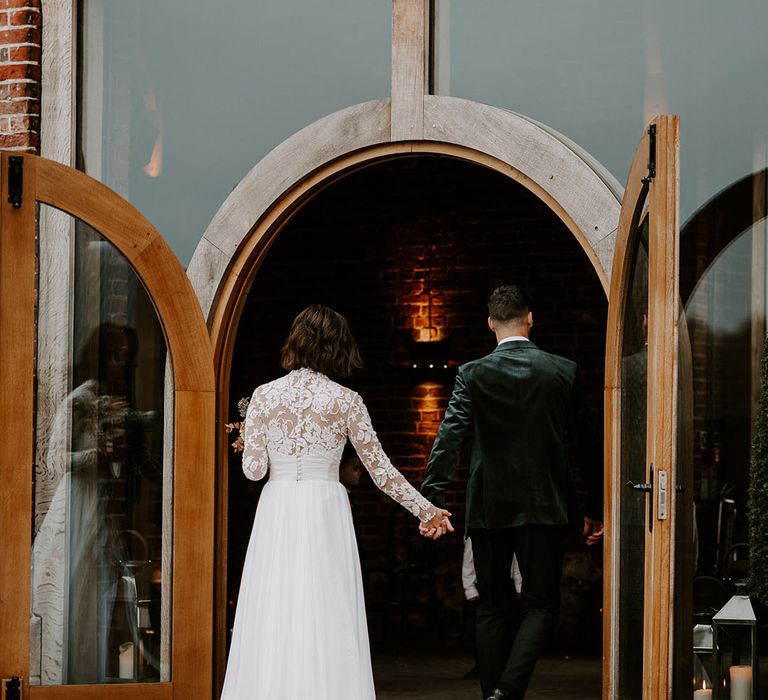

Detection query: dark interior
xmin=224 ymin=156 xmax=607 ymax=674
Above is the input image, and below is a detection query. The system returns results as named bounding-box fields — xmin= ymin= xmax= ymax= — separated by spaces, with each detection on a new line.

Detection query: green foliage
xmin=749 ymin=335 xmax=768 ymax=606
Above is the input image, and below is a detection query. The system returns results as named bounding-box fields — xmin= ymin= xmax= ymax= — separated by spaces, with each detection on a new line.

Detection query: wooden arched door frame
xmin=0 ymin=154 xmax=216 ymax=699
xmin=204 ymin=140 xmax=617 ymax=690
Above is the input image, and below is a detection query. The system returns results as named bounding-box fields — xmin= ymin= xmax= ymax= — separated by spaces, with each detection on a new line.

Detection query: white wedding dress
xmin=220 ymin=368 xmax=438 ymax=699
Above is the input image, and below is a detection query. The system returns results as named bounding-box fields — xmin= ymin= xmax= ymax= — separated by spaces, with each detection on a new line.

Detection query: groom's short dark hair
xmin=488 ymin=285 xmax=530 ymax=323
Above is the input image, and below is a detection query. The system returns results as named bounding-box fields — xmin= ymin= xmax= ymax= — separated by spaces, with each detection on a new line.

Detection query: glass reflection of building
xmin=677 ymin=171 xmax=768 ymax=696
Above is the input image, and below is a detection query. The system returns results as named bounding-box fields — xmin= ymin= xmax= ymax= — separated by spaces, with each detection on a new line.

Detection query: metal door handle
xmin=627 ymin=464 xmax=655 ymax=532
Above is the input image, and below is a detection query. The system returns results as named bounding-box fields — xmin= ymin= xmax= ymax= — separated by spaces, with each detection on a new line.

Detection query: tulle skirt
xmin=220 ymin=479 xmax=375 ymax=699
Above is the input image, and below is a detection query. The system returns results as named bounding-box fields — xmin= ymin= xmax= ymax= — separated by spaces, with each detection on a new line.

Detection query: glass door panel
xmin=675 ymin=206 xmax=768 ymax=696
xmin=618 ymin=210 xmax=650 ymax=700
xmin=31 ymin=205 xmax=172 ymax=686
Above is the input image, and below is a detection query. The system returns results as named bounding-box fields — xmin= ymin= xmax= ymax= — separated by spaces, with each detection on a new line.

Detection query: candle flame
xmin=703 ymin=680 xmax=707 ymax=690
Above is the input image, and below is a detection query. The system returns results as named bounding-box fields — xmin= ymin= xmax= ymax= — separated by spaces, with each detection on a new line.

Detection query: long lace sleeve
xmin=242 ymin=391 xmax=269 ymax=481
xmin=347 ymin=392 xmax=438 ymax=523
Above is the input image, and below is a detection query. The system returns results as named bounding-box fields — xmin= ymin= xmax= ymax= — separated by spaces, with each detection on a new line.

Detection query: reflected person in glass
xmin=31 ymin=323 xmax=150 ymax=685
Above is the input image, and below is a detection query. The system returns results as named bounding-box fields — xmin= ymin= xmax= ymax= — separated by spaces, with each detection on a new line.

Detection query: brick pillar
xmin=0 ymin=0 xmax=41 ymax=153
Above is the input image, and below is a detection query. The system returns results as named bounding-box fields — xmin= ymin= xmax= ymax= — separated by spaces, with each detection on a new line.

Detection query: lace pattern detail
xmin=345 ymin=392 xmax=437 ymax=521
xmin=242 ymin=368 xmax=438 ymax=522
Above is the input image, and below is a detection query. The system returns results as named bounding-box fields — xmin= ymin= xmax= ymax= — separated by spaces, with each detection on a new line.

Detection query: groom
xmin=420 ymin=285 xmax=603 ymax=700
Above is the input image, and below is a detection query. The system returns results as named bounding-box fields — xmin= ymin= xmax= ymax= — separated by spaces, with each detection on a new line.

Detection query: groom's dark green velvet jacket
xmin=421 ymin=340 xmax=602 ymax=529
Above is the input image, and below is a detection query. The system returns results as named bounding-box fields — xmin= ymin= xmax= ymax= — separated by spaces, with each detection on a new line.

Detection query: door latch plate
xmin=657 ymin=469 xmax=668 ymax=520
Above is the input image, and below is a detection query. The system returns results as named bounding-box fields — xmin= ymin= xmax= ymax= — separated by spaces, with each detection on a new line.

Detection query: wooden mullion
xmin=391 ymin=0 xmax=427 ymax=140
xmin=170 ymin=389 xmax=215 ymax=700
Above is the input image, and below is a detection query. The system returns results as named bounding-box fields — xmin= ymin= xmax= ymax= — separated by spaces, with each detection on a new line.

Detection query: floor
xmin=373 ymin=649 xmax=601 ymax=700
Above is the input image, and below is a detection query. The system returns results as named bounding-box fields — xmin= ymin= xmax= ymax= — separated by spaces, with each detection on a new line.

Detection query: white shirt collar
xmin=498 ymin=335 xmax=530 ymax=346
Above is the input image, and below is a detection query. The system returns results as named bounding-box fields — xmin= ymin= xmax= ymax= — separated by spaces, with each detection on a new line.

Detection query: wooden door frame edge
xmin=602 ymin=115 xmax=681 ymax=700
xmin=643 ymin=115 xmax=680 ymax=699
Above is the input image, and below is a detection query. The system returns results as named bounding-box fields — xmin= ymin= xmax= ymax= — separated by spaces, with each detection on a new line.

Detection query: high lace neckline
xmin=290 ymin=367 xmax=326 ymax=380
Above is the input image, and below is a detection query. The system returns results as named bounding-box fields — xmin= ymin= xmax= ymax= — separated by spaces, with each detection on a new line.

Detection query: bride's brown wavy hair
xmin=280 ymin=304 xmax=363 ymax=378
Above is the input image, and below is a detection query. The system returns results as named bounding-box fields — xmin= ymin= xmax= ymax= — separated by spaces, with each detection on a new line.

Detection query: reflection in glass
xmin=79 ymin=0 xmax=391 ymax=265
xmin=618 ymin=211 xmax=649 ymax=700
xmin=30 ymin=206 xmax=171 ymax=685
xmin=675 ymin=306 xmax=697 ymax=696
xmin=438 ymin=0 xmax=768 ymax=231
xmin=677 ymin=171 xmax=768 ymax=695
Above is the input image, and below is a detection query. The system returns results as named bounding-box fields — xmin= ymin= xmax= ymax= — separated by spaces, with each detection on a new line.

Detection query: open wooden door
xmin=604 ymin=115 xmax=681 ymax=699
xmin=0 ymin=154 xmax=215 ymax=699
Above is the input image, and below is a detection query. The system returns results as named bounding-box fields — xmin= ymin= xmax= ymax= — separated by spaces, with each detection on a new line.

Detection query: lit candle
xmin=694 ymin=680 xmax=712 ymax=699
xmin=730 ymin=665 xmax=752 ymax=700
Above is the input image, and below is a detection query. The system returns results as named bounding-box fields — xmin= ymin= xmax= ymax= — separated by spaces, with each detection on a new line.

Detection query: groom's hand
xmin=583 ymin=516 xmax=604 ymax=546
xmin=419 ymin=509 xmax=454 ymax=540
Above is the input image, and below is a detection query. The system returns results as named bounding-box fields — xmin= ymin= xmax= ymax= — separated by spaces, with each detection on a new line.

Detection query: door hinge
xmin=2 ymin=676 xmax=22 ymax=700
xmin=641 ymin=124 xmax=657 ymax=184
xmin=7 ymin=155 xmax=23 ymax=209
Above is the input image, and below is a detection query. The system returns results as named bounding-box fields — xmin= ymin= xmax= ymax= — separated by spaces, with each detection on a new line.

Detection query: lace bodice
xmin=242 ymin=368 xmax=438 ymax=523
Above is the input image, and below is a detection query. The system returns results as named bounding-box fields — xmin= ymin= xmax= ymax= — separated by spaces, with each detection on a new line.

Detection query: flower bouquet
xmin=225 ymin=397 xmax=251 ymax=453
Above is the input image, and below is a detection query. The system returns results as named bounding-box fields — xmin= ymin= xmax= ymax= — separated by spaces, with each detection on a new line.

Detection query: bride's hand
xmin=419 ymin=509 xmax=454 ymax=540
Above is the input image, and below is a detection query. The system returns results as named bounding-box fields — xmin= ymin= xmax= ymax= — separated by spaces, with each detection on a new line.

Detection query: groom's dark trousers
xmin=469 ymin=525 xmax=565 ymax=699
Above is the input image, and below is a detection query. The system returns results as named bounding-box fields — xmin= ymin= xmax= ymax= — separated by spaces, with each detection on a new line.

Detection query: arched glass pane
xmin=30 ymin=205 xmax=172 ymax=685
xmin=678 ymin=212 xmax=768 ymax=696
xmin=618 ymin=207 xmax=650 ymax=700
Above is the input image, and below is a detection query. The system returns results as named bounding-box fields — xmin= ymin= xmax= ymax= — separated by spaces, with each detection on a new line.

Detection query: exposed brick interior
xmin=227 ymin=156 xmax=606 ymax=652
xmin=0 ymin=0 xmax=41 ymax=153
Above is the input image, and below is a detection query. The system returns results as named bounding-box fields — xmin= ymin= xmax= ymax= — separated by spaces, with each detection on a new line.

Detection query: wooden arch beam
xmin=188 ymin=97 xmax=622 ymax=333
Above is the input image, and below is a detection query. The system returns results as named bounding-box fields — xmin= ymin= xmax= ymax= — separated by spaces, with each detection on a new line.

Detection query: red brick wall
xmin=0 ymin=0 xmax=41 ymax=153
xmin=228 ymin=156 xmax=606 ymax=651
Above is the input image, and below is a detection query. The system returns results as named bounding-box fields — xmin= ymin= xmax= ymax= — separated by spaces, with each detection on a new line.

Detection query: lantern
xmin=713 ymin=594 xmax=758 ymax=699
xmin=694 ymin=621 xmax=714 ymax=691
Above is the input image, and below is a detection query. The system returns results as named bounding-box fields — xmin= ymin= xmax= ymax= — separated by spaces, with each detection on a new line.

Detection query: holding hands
xmin=419 ymin=508 xmax=454 ymax=540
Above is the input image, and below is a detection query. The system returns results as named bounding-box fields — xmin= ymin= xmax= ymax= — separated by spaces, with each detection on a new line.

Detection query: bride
xmin=220 ymin=304 xmax=452 ymax=699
